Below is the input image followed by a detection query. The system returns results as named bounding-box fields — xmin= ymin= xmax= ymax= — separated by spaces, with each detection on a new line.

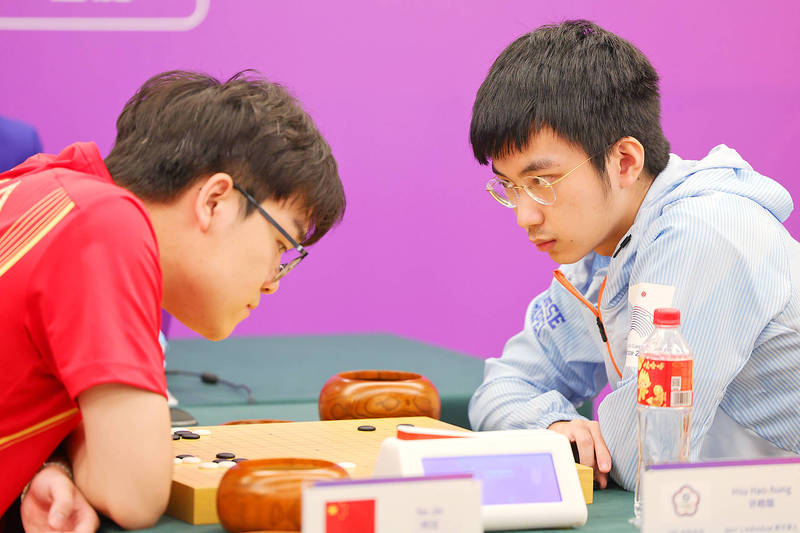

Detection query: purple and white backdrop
xmin=2 ymin=0 xmax=798 ymax=360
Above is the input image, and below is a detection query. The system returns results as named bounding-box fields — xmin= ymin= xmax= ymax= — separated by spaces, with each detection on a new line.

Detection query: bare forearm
xmin=69 ymin=385 xmax=173 ymax=529
xmin=67 ymin=432 xmax=169 ymax=529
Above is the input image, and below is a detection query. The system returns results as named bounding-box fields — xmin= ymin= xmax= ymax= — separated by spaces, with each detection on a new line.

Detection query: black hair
xmin=470 ymin=20 xmax=670 ymax=180
xmin=106 ymin=70 xmax=345 ymax=245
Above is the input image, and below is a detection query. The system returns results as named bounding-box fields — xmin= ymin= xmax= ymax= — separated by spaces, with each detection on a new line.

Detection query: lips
xmin=532 ymin=239 xmax=556 ymax=252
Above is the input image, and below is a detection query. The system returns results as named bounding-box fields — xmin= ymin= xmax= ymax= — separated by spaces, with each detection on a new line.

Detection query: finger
xmin=74 ymin=506 xmax=100 ymax=533
xmin=547 ymin=421 xmax=569 ymax=435
xmin=587 ymin=422 xmax=612 ymax=489
xmin=573 ymin=426 xmax=596 ymax=470
xmin=71 ymin=489 xmax=100 ymax=533
xmin=595 ymin=469 xmax=609 ymax=489
xmin=588 ymin=422 xmax=612 ymax=473
xmin=46 ymin=471 xmax=75 ymax=530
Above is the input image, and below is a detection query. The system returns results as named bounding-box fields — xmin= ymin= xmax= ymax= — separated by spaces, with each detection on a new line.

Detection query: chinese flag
xmin=325 ymin=499 xmax=375 ymax=533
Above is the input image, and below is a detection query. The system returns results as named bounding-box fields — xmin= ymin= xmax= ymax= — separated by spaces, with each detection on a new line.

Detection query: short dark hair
xmin=106 ymin=70 xmax=345 ymax=245
xmin=470 ymin=20 xmax=670 ymax=180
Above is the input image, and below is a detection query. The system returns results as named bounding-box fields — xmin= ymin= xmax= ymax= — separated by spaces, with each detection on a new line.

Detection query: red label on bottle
xmin=637 ymin=356 xmax=693 ymax=408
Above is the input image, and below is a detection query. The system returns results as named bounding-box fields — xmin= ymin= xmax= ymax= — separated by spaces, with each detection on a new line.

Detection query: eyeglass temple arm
xmin=547 ymin=155 xmax=595 ymax=187
xmin=233 ymin=183 xmax=307 ymax=256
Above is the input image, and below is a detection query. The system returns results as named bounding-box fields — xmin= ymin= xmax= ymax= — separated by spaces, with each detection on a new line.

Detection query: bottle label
xmin=637 ymin=356 xmax=693 ymax=408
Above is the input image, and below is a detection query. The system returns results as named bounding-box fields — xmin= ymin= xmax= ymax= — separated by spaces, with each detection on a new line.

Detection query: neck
xmin=597 ymin=175 xmax=653 ymax=256
xmin=140 ymin=199 xmax=186 ymax=314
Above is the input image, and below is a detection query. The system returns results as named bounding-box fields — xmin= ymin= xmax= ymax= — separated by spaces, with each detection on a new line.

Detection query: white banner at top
xmin=0 ymin=0 xmax=209 ymax=31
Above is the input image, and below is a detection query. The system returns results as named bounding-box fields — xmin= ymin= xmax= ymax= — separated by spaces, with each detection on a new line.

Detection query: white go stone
xmin=217 ymin=461 xmax=236 ymax=468
xmin=194 ymin=429 xmax=211 ymax=436
xmin=199 ymin=462 xmax=219 ymax=469
xmin=173 ymin=458 xmax=183 ymax=465
xmin=182 ymin=456 xmax=201 ymax=464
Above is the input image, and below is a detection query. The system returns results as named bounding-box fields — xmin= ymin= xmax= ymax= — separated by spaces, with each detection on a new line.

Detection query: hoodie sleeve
xmin=469 ymin=276 xmax=609 ymax=431
xmin=599 ymin=191 xmax=791 ymax=489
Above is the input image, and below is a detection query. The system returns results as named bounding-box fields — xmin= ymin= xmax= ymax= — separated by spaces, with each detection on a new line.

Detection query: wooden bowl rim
xmin=334 ymin=369 xmax=425 ymax=382
xmin=228 ymin=457 xmax=349 ymax=474
xmin=222 ymin=419 xmax=293 ymax=425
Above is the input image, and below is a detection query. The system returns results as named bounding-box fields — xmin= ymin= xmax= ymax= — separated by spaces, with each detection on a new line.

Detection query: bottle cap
xmin=653 ymin=308 xmax=680 ymax=326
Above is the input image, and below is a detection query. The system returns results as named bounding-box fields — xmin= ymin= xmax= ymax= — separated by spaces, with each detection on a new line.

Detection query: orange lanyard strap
xmin=553 ymin=270 xmax=622 ymax=379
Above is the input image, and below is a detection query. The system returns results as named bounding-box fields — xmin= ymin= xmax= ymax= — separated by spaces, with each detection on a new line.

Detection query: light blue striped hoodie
xmin=468 ymin=145 xmax=800 ymax=489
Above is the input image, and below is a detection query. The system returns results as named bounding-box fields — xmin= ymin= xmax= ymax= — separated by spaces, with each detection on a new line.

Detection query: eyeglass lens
xmin=489 ymin=177 xmax=555 ymax=206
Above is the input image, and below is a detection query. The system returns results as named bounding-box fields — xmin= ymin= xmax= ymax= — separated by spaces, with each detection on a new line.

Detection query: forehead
xmin=491 ymin=128 xmax=584 ymax=177
xmin=492 ymin=127 xmax=584 ymax=179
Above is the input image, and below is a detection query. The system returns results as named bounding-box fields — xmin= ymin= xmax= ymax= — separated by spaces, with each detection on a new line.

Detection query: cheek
xmin=566 ymin=190 xmax=607 ymax=229
xmin=240 ymin=241 xmax=281 ymax=289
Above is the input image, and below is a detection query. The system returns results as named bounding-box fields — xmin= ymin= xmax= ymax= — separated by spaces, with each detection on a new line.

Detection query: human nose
xmin=514 ymin=190 xmax=545 ymax=230
xmin=261 ymin=277 xmax=280 ymax=294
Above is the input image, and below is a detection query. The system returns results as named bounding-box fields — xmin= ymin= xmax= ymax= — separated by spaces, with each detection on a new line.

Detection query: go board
xmin=166 ymin=417 xmax=593 ymax=525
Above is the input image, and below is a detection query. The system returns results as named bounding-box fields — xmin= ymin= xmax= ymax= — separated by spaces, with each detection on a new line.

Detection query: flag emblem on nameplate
xmin=325 ymin=499 xmax=375 ymax=533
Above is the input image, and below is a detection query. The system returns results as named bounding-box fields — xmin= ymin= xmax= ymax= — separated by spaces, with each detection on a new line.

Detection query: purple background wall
xmin=2 ymin=1 xmax=798 ymax=359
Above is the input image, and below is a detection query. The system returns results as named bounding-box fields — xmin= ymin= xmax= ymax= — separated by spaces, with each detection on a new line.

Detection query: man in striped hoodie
xmin=468 ymin=20 xmax=800 ymax=491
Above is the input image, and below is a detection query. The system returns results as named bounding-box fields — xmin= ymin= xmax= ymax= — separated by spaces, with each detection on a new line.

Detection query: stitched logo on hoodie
xmin=531 ymin=296 xmax=566 ymax=336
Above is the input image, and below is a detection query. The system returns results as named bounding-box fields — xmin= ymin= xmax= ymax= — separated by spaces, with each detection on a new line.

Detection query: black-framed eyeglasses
xmin=233 ymin=183 xmax=308 ymax=282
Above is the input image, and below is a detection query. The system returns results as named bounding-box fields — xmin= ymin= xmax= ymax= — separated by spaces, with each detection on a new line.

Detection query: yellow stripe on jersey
xmin=0 ymin=187 xmax=75 ymax=279
xmin=0 ymin=407 xmax=80 ymax=452
xmin=0 ymin=180 xmax=20 ymax=214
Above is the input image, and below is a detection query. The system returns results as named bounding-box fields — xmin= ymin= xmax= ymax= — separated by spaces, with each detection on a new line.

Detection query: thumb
xmin=47 ymin=471 xmax=75 ymax=530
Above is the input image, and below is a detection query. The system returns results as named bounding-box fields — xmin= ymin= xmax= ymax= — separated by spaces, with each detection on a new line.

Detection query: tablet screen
xmin=422 ymin=452 xmax=562 ymax=505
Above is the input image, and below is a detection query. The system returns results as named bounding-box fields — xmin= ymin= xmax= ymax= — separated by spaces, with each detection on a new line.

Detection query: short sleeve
xmin=26 ymin=194 xmax=167 ymax=399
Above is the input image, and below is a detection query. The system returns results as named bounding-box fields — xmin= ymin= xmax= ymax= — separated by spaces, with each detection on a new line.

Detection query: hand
xmin=548 ymin=419 xmax=612 ymax=489
xmin=20 ymin=464 xmax=100 ymax=533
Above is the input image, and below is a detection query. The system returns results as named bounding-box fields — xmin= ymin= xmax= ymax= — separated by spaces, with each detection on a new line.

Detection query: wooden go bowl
xmin=216 ymin=458 xmax=348 ymax=532
xmin=318 ymin=369 xmax=441 ymax=421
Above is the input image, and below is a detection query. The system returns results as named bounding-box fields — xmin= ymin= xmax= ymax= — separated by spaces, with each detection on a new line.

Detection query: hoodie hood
xmin=591 ymin=144 xmax=795 ymax=306
xmin=560 ymin=144 xmax=794 ymax=322
xmin=640 ymin=144 xmax=792 ymax=226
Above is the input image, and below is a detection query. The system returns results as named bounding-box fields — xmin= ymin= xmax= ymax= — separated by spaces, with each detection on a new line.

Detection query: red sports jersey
xmin=0 ymin=143 xmax=167 ymax=514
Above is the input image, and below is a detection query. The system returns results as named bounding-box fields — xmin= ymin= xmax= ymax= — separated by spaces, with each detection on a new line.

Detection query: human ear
xmin=610 ymin=137 xmax=645 ymax=189
xmin=193 ymin=173 xmax=235 ymax=232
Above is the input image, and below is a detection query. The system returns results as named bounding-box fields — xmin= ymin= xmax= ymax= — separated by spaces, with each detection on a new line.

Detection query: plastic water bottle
xmin=632 ymin=308 xmax=693 ymax=525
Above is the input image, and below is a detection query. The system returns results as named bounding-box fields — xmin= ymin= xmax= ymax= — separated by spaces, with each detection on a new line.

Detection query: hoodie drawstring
xmin=553 ymin=269 xmax=622 ymax=379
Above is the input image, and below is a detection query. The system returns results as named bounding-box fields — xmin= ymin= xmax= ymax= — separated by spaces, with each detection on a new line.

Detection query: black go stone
xmin=232 ymin=458 xmax=248 ymax=463
xmin=180 ymin=433 xmax=200 ymax=439
xmin=172 ymin=434 xmax=181 ymax=440
xmin=175 ymin=454 xmax=194 ymax=459
xmin=357 ymin=425 xmax=376 ymax=432
xmin=216 ymin=452 xmax=235 ymax=460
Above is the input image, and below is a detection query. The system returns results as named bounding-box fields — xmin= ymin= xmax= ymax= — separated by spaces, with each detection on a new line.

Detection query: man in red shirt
xmin=0 ymin=70 xmax=345 ymax=531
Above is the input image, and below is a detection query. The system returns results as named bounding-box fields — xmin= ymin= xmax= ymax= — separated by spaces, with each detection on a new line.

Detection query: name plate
xmin=302 ymin=474 xmax=482 ymax=533
xmin=641 ymin=457 xmax=800 ymax=533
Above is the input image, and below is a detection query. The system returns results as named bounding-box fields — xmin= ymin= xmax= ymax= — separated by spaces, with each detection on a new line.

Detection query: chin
xmin=195 ymin=321 xmax=236 ymax=342
xmin=203 ymin=331 xmax=230 ymax=342
xmin=549 ymin=249 xmax=586 ymax=265
xmin=168 ymin=308 xmax=237 ymax=341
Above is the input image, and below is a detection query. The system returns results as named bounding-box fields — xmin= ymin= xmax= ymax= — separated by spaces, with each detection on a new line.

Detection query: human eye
xmin=526 ymin=176 xmax=552 ymax=188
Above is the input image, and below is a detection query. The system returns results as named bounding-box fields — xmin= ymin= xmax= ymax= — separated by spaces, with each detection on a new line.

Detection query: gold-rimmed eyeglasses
xmin=233 ymin=183 xmax=308 ymax=282
xmin=486 ymin=154 xmax=595 ymax=207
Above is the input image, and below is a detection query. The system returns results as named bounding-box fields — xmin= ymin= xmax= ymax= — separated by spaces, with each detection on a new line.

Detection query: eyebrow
xmin=491 ymin=158 xmax=558 ymax=178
